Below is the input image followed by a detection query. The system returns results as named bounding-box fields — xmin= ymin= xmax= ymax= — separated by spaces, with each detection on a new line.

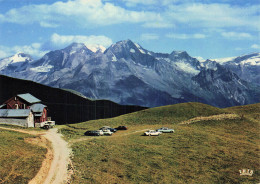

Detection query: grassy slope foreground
xmin=0 ymin=129 xmax=46 ymax=184
xmin=60 ymin=102 xmax=260 ymax=184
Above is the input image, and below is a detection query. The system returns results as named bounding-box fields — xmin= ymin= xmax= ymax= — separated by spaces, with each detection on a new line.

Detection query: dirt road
xmin=42 ymin=128 xmax=71 ymax=184
xmin=0 ymin=127 xmax=72 ymax=184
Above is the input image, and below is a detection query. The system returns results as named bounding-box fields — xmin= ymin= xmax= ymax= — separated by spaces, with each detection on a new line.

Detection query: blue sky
xmin=0 ymin=0 xmax=259 ymax=60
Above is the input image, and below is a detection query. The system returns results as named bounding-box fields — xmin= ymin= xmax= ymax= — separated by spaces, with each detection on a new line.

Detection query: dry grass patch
xmin=0 ymin=129 xmax=47 ymax=184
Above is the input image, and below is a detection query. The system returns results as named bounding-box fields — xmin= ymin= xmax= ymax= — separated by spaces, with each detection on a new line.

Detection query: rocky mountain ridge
xmin=0 ymin=40 xmax=259 ymax=107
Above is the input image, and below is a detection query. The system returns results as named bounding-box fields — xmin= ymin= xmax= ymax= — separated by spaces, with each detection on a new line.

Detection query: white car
xmin=156 ymin=127 xmax=174 ymax=133
xmin=144 ymin=130 xmax=162 ymax=136
xmin=96 ymin=130 xmax=104 ymax=136
xmin=102 ymin=129 xmax=113 ymax=136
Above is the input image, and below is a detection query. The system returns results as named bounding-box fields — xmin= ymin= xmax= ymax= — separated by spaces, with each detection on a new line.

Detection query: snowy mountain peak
xmin=212 ymin=56 xmax=236 ymax=64
xmin=0 ymin=52 xmax=33 ymax=72
xmin=11 ymin=53 xmax=33 ymax=63
xmin=107 ymin=39 xmax=150 ymax=56
xmin=0 ymin=41 xmax=259 ymax=108
xmin=170 ymin=51 xmax=190 ymax=59
xmin=213 ymin=52 xmax=260 ymax=66
xmin=105 ymin=39 xmax=137 ymax=56
xmin=86 ymin=44 xmax=106 ymax=53
xmin=0 ymin=52 xmax=33 ymax=70
xmin=64 ymin=42 xmax=88 ymax=52
xmin=112 ymin=39 xmax=135 ymax=48
xmin=201 ymin=59 xmax=218 ymax=70
xmin=212 ymin=52 xmax=260 ymax=85
xmin=232 ymin=52 xmax=260 ymax=66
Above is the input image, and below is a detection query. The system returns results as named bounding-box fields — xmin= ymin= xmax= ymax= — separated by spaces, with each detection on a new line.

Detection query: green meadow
xmin=59 ymin=102 xmax=260 ymax=184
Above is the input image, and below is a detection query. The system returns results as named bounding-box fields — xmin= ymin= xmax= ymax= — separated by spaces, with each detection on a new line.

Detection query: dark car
xmin=100 ymin=126 xmax=117 ymax=133
xmin=84 ymin=130 xmax=103 ymax=136
xmin=116 ymin=126 xmax=128 ymax=130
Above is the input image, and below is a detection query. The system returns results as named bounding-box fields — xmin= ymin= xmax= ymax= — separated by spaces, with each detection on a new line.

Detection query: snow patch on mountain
xmin=30 ymin=65 xmax=53 ymax=72
xmin=171 ymin=51 xmax=186 ymax=56
xmin=112 ymin=55 xmax=117 ymax=62
xmin=11 ymin=53 xmax=30 ymax=63
xmin=134 ymin=43 xmax=141 ymax=48
xmin=139 ymin=49 xmax=146 ymax=54
xmin=0 ymin=58 xmax=12 ymax=70
xmin=0 ymin=53 xmax=33 ymax=70
xmin=156 ymin=57 xmax=171 ymax=63
xmin=213 ymin=56 xmax=236 ymax=64
xmin=130 ymin=49 xmax=135 ymax=53
xmin=240 ymin=55 xmax=260 ymax=66
xmin=86 ymin=44 xmax=106 ymax=53
xmin=70 ymin=51 xmax=77 ymax=55
xmin=213 ymin=53 xmax=260 ymax=65
xmin=175 ymin=62 xmax=200 ymax=75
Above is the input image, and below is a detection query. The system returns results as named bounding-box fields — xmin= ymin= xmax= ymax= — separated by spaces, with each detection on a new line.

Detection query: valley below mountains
xmin=0 ymin=40 xmax=259 ymax=107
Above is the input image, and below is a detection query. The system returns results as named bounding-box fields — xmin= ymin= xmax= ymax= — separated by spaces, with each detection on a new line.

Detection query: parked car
xmin=45 ymin=121 xmax=55 ymax=128
xmin=102 ymin=129 xmax=113 ymax=136
xmin=100 ymin=126 xmax=117 ymax=133
xmin=42 ymin=124 xmax=50 ymax=130
xmin=116 ymin=126 xmax=128 ymax=130
xmin=84 ymin=130 xmax=104 ymax=136
xmin=39 ymin=121 xmax=55 ymax=129
xmin=156 ymin=127 xmax=174 ymax=133
xmin=144 ymin=130 xmax=162 ymax=136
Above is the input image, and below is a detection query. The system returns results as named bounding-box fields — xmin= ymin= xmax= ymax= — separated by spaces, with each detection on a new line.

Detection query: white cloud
xmin=0 ymin=49 xmax=8 ymax=59
xmin=251 ymin=44 xmax=260 ymax=49
xmin=193 ymin=34 xmax=206 ymax=39
xmin=167 ymin=3 xmax=260 ymax=31
xmin=0 ymin=0 xmax=163 ymax=28
xmin=142 ymin=22 xmax=174 ymax=28
xmin=49 ymin=33 xmax=113 ymax=48
xmin=141 ymin=33 xmax=159 ymax=40
xmin=39 ymin=22 xmax=59 ymax=28
xmin=122 ymin=0 xmax=157 ymax=7
xmin=0 ymin=33 xmax=113 ymax=59
xmin=221 ymin=32 xmax=253 ymax=39
xmin=0 ymin=43 xmax=47 ymax=59
xmin=0 ymin=1 xmax=258 ymax=32
xmin=166 ymin=33 xmax=206 ymax=39
xmin=121 ymin=0 xmax=192 ymax=7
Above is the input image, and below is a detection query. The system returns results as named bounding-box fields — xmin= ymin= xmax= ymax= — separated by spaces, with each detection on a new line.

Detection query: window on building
xmin=15 ymin=104 xmax=18 ymax=109
xmin=23 ymin=104 xmax=26 ymax=109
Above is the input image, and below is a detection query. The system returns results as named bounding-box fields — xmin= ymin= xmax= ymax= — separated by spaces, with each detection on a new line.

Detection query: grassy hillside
xmin=0 ymin=129 xmax=46 ymax=184
xmin=59 ymin=102 xmax=260 ymax=183
xmin=225 ymin=103 xmax=260 ymax=122
xmin=61 ymin=102 xmax=224 ymax=139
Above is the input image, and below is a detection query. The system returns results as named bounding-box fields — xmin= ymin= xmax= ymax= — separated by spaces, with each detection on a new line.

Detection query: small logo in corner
xmin=239 ymin=169 xmax=253 ymax=176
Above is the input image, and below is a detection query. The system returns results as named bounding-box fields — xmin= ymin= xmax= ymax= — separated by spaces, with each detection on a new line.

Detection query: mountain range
xmin=0 ymin=39 xmax=259 ymax=107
